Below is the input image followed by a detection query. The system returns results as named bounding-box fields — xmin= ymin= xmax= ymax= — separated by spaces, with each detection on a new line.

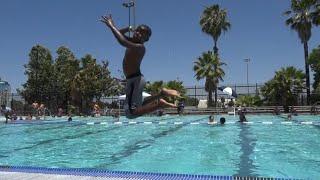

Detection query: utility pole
xmin=244 ymin=58 xmax=251 ymax=95
xmin=122 ymin=1 xmax=135 ymax=37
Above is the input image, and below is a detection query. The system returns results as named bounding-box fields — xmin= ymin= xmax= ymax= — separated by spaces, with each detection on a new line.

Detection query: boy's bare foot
xmin=161 ymin=88 xmax=181 ymax=98
xmin=159 ymin=99 xmax=177 ymax=108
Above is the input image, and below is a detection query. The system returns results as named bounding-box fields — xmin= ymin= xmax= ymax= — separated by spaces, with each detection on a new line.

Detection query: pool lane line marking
xmin=243 ymin=122 xmax=253 ymax=124
xmin=226 ymin=122 xmax=235 ymax=124
xmin=262 ymin=122 xmax=273 ymax=124
xmin=158 ymin=122 xmax=167 ymax=124
xmin=300 ymin=121 xmax=313 ymax=125
xmin=281 ymin=122 xmax=293 ymax=124
xmin=6 ymin=119 xmax=318 ymax=126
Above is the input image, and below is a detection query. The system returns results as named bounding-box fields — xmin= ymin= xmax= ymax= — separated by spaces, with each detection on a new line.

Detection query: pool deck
xmin=0 ymin=172 xmax=134 ymax=180
xmin=0 ymin=171 xmax=303 ymax=180
xmin=0 ymin=166 xmax=302 ymax=180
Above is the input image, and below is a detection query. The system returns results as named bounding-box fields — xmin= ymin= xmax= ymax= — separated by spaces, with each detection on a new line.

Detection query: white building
xmin=0 ymin=80 xmax=11 ymax=108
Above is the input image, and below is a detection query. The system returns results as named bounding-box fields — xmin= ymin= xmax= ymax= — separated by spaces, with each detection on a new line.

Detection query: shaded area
xmin=234 ymin=123 xmax=258 ymax=177
xmin=0 ymin=155 xmax=9 ymax=158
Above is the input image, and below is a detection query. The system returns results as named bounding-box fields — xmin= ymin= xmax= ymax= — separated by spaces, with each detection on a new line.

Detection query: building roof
xmin=0 ymin=81 xmax=10 ymax=91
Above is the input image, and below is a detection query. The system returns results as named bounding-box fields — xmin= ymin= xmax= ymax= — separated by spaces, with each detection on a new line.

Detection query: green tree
xmin=165 ymin=80 xmax=187 ymax=96
xmin=236 ymin=95 xmax=262 ymax=107
xmin=193 ymin=51 xmax=226 ymax=107
xmin=311 ymin=0 xmax=320 ymax=25
xmin=144 ymin=80 xmax=186 ymax=104
xmin=72 ymin=55 xmax=100 ymax=113
xmin=308 ymin=45 xmax=320 ymax=103
xmin=284 ymin=0 xmax=320 ymax=104
xmin=261 ymin=66 xmax=305 ymax=112
xmin=145 ymin=81 xmax=165 ymax=95
xmin=71 ymin=54 xmax=120 ymax=114
xmin=20 ymin=45 xmax=121 ymax=115
xmin=20 ymin=45 xmax=55 ymax=108
xmin=200 ymin=4 xmax=231 ymax=55
xmin=54 ymin=46 xmax=80 ymax=110
xmin=11 ymin=99 xmax=24 ymax=114
xmin=308 ymin=45 xmax=320 ymax=90
xmin=96 ymin=61 xmax=122 ymax=99
xmin=165 ymin=80 xmax=186 ymax=103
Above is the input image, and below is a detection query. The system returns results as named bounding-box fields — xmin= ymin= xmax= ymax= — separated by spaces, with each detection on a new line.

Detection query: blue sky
xmin=0 ymin=0 xmax=319 ymax=92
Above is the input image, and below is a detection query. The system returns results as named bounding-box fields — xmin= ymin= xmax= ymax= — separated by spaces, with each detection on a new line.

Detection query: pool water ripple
xmin=0 ymin=115 xmax=319 ymax=179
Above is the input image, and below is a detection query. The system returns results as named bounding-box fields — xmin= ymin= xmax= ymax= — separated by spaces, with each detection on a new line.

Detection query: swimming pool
xmin=0 ymin=115 xmax=319 ymax=179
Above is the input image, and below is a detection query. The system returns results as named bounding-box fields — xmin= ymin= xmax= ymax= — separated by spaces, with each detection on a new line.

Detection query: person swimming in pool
xmin=238 ymin=107 xmax=247 ymax=123
xmin=101 ymin=14 xmax=181 ymax=119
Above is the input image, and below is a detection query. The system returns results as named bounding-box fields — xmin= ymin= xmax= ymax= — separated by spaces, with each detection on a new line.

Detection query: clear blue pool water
xmin=0 ymin=115 xmax=319 ymax=179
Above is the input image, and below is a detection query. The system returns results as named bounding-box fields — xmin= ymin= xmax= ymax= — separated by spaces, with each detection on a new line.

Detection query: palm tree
xmin=200 ymin=4 xmax=231 ymax=55
xmin=311 ymin=0 xmax=320 ymax=25
xmin=236 ymin=95 xmax=262 ymax=107
xmin=284 ymin=0 xmax=320 ymax=105
xmin=261 ymin=66 xmax=305 ymax=112
xmin=308 ymin=45 xmax=320 ymax=90
xmin=166 ymin=80 xmax=187 ymax=96
xmin=308 ymin=45 xmax=320 ymax=103
xmin=193 ymin=51 xmax=226 ymax=107
xmin=145 ymin=81 xmax=165 ymax=95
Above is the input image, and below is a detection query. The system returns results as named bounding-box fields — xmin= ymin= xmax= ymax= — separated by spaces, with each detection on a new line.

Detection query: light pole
xmin=244 ymin=58 xmax=251 ymax=95
xmin=122 ymin=1 xmax=135 ymax=37
xmin=4 ymin=89 xmax=8 ymax=107
xmin=132 ymin=0 xmax=136 ymax=29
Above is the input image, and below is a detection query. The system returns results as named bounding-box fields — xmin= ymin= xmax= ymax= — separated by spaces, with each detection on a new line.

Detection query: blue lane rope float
xmin=0 ymin=165 xmax=303 ymax=180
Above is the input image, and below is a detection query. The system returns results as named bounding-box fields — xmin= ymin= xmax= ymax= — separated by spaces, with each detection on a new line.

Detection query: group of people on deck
xmin=0 ymin=102 xmax=48 ymax=123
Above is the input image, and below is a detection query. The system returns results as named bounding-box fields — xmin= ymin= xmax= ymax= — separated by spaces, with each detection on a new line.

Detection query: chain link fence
xmin=0 ymin=83 xmax=312 ymax=116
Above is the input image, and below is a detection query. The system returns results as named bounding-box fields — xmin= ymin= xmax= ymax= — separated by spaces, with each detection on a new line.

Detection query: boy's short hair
xmin=137 ymin=24 xmax=152 ymax=41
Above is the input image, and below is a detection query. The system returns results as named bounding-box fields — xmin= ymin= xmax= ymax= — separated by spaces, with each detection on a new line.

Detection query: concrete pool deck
xmin=0 ymin=166 xmax=301 ymax=180
xmin=0 ymin=172 xmax=135 ymax=180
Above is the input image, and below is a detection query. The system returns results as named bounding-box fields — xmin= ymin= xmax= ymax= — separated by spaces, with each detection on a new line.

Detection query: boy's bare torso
xmin=123 ymin=46 xmax=145 ymax=78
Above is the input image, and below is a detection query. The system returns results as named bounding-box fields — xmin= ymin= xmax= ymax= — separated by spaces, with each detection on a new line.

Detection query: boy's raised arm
xmin=119 ymin=26 xmax=133 ymax=35
xmin=100 ymin=14 xmax=142 ymax=49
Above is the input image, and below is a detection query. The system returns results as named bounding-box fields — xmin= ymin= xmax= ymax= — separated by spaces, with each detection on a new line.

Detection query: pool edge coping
xmin=0 ymin=165 xmax=303 ymax=180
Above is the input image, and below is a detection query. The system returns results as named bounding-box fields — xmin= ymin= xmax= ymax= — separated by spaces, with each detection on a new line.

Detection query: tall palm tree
xmin=145 ymin=81 xmax=165 ymax=95
xmin=284 ymin=0 xmax=320 ymax=105
xmin=200 ymin=4 xmax=231 ymax=55
xmin=193 ymin=51 xmax=226 ymax=107
xmin=308 ymin=45 xmax=320 ymax=90
xmin=312 ymin=0 xmax=320 ymax=24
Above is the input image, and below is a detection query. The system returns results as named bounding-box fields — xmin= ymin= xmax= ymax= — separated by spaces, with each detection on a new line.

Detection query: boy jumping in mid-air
xmin=101 ymin=14 xmax=181 ymax=119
